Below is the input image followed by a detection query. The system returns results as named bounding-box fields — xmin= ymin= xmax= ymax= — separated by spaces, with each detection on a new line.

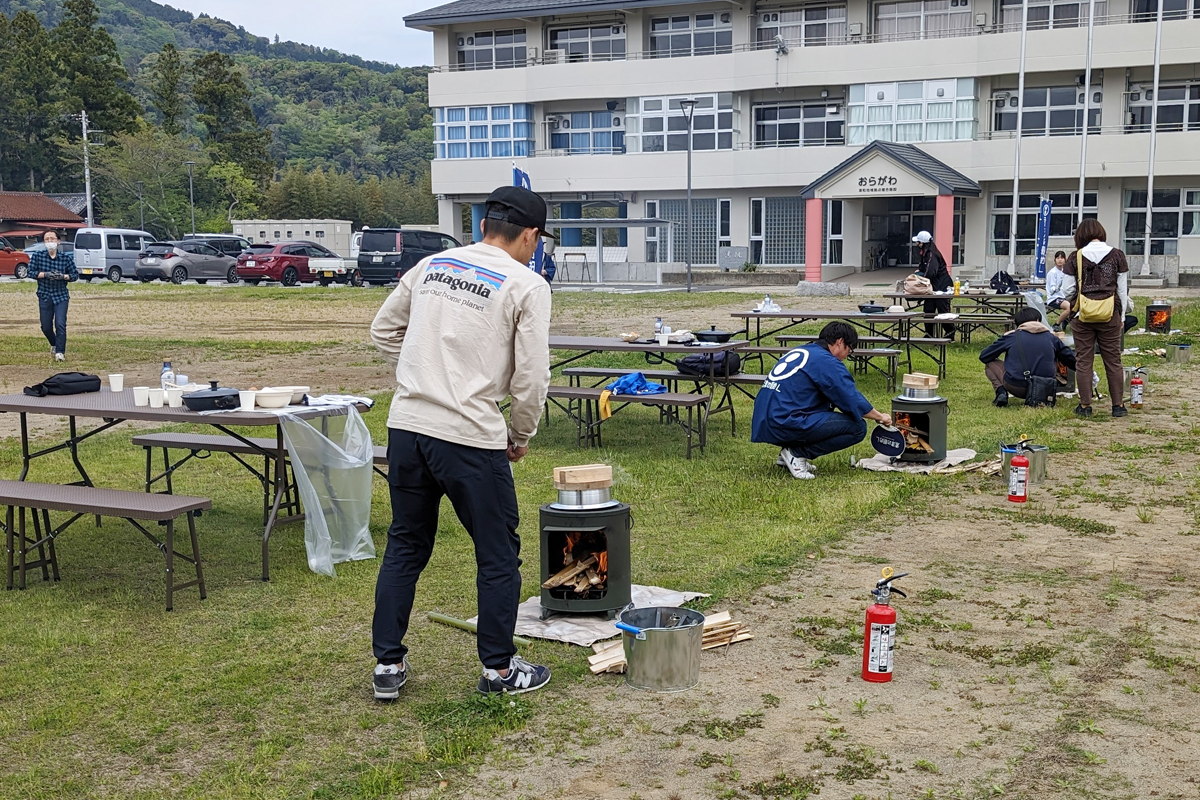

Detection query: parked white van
xmin=73 ymin=227 xmax=158 ymax=282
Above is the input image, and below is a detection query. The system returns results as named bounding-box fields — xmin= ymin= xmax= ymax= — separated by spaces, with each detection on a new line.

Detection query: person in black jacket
xmin=980 ymin=307 xmax=1077 ymax=407
xmin=913 ymin=231 xmax=953 ymax=339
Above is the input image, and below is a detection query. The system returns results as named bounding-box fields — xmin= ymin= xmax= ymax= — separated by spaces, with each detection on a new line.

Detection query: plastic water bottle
xmin=161 ymin=360 xmax=175 ymax=389
xmin=654 ymin=317 xmax=663 ymax=335
xmin=765 ymin=293 xmax=773 ymax=310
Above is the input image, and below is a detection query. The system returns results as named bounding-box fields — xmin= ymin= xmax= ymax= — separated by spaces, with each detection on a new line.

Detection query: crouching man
xmin=980 ymin=307 xmax=1076 ymax=407
xmin=751 ymin=322 xmax=892 ymax=479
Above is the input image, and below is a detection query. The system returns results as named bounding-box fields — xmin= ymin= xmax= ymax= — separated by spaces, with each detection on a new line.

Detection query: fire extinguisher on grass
xmin=862 ymin=567 xmax=908 ymax=683
xmin=1008 ymin=451 xmax=1029 ymax=503
xmin=1130 ymin=374 xmax=1144 ymax=409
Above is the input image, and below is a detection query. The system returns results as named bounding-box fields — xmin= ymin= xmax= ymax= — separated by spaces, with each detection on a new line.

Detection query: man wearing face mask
xmin=29 ymin=231 xmax=77 ymax=362
xmin=369 ymin=186 xmax=553 ymax=700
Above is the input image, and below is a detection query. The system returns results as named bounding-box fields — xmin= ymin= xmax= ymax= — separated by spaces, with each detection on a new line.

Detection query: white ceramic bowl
xmin=255 ymin=388 xmax=294 ymax=409
xmin=272 ymin=385 xmax=310 ymax=404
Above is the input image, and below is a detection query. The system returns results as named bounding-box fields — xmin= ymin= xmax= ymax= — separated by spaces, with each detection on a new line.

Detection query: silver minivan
xmin=73 ymin=227 xmax=157 ymax=282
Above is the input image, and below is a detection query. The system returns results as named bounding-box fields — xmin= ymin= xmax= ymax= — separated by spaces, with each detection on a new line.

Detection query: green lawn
xmin=0 ymin=284 xmax=1192 ymax=798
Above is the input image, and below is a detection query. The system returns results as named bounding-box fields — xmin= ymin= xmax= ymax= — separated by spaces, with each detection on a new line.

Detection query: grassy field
xmin=0 ymin=282 xmax=1194 ymax=799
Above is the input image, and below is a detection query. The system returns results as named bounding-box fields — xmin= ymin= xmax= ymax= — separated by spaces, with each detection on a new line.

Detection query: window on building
xmin=435 ymin=104 xmax=534 ymax=159
xmin=763 ymin=197 xmax=806 ymax=265
xmin=750 ymin=198 xmax=765 ymax=264
xmin=1123 ymin=188 xmax=1197 ymax=255
xmin=548 ymin=24 xmax=626 ymax=62
xmin=756 ymin=6 xmax=847 ymax=47
xmin=646 ymin=199 xmax=720 ymax=264
xmin=1130 ymin=0 xmax=1194 ymax=21
xmin=875 ymin=0 xmax=973 ymax=41
xmin=645 ymin=200 xmax=660 ymax=262
xmin=548 ymin=111 xmax=626 ymax=154
xmin=999 ymin=0 xmax=1107 ymax=29
xmin=1127 ymin=84 xmax=1200 ymax=133
xmin=627 ymin=94 xmax=737 ymax=153
xmin=990 ymin=191 xmax=1097 ymax=255
xmin=993 ymin=86 xmax=1102 ymax=136
xmin=753 ymin=101 xmax=845 ymax=147
xmin=827 ymin=200 xmax=843 ymax=264
xmin=649 ymin=13 xmax=733 ymax=58
xmin=455 ymin=29 xmax=527 ymax=70
xmin=848 ymin=79 xmax=976 ymax=144
xmin=719 ymin=199 xmax=732 ymax=251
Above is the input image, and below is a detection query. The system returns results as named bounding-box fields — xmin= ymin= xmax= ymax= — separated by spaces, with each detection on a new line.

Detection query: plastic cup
xmin=176 ymin=374 xmax=188 ymax=387
xmin=132 ymin=386 xmax=150 ymax=406
xmin=166 ymin=388 xmax=183 ymax=408
xmin=148 ymin=388 xmax=164 ymax=408
xmin=239 ymin=390 xmax=256 ymax=412
xmin=108 ymin=374 xmax=124 ymax=392
xmin=657 ymin=333 xmax=670 ymax=347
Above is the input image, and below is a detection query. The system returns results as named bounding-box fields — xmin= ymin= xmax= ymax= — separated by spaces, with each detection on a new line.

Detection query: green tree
xmin=150 ymin=42 xmax=187 ymax=135
xmin=0 ymin=11 xmax=63 ymax=190
xmin=90 ymin=127 xmax=207 ymax=239
xmin=52 ymin=0 xmax=140 ymax=136
xmin=191 ymin=51 xmax=271 ymax=182
xmin=207 ymin=161 xmax=259 ymax=223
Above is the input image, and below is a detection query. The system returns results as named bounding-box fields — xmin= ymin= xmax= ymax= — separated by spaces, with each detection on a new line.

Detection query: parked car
xmin=136 ymin=241 xmax=239 ymax=284
xmin=235 ymin=241 xmax=352 ymax=286
xmin=0 ymin=236 xmax=31 ymax=279
xmin=356 ymin=228 xmax=461 ymax=285
xmin=182 ymin=233 xmax=252 ymax=258
xmin=73 ymin=227 xmax=157 ymax=282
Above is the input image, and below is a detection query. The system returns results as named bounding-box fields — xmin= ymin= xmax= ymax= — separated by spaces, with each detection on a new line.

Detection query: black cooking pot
xmin=182 ymin=380 xmax=240 ymax=412
xmin=695 ymin=325 xmax=733 ymax=343
xmin=859 ymin=300 xmax=886 ymax=313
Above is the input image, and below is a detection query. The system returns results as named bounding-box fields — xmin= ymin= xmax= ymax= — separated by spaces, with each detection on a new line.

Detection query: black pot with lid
xmin=182 ymin=380 xmax=240 ymax=411
xmin=694 ymin=325 xmax=734 ymax=343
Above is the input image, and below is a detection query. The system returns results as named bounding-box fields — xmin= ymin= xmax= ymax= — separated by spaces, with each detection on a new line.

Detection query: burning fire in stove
xmin=543 ymin=531 xmax=609 ymax=597
xmin=893 ymin=412 xmax=933 ymax=454
xmin=1149 ymin=309 xmax=1170 ymax=331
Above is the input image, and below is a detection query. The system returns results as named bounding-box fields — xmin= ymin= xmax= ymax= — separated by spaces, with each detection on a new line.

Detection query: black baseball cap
xmin=484 ymin=186 xmax=558 ymax=240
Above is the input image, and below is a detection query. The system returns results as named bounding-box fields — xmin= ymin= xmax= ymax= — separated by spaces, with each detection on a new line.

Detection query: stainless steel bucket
xmin=1167 ymin=344 xmax=1192 ymax=364
xmin=617 ymin=606 xmax=705 ymax=692
xmin=1001 ymin=443 xmax=1048 ymax=485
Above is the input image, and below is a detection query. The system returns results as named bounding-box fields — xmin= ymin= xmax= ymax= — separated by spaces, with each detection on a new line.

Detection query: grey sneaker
xmin=478 ymin=656 xmax=551 ymax=695
xmin=54 ymin=352 xmax=64 ymax=362
xmin=373 ymin=657 xmax=408 ymax=700
xmin=780 ymin=447 xmax=816 ymax=480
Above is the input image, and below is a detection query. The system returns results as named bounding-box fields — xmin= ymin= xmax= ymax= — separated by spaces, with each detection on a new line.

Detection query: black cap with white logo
xmin=484 ymin=186 xmax=558 ymax=240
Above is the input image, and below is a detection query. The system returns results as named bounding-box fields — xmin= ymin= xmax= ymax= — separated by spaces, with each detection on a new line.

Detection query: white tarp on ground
xmin=855 ymin=448 xmax=977 ymax=474
xmin=468 ymin=584 xmax=708 ymax=647
xmin=281 ymin=406 xmax=376 ymax=576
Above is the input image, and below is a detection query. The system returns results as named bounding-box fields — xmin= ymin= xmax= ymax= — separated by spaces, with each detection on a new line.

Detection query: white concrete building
xmin=405 ymin=0 xmax=1200 ymax=285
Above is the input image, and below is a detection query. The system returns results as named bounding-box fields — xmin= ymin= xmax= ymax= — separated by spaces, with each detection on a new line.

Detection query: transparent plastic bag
xmin=280 ymin=407 xmax=376 ymax=576
xmin=1023 ymin=290 xmax=1051 ymax=328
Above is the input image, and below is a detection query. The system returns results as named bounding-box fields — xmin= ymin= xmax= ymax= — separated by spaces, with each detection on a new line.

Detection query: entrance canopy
xmin=800 ymin=141 xmax=980 ymax=201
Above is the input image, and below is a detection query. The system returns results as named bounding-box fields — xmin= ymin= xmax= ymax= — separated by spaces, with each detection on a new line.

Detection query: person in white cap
xmin=912 ymin=231 xmax=953 ymax=338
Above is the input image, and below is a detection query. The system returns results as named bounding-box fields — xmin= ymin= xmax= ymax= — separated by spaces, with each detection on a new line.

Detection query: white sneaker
xmin=780 ymin=447 xmax=816 ymax=480
xmin=777 ymin=448 xmax=815 ymax=472
xmin=54 ymin=352 xmax=65 ymax=362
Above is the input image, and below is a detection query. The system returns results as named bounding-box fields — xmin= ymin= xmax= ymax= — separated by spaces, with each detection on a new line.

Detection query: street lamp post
xmin=135 ymin=181 xmax=145 ymax=231
xmin=184 ymin=161 xmax=197 ymax=235
xmin=679 ymin=98 xmax=698 ymax=293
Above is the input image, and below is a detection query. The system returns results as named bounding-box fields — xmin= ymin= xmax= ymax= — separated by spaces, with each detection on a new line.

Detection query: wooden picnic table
xmin=881 ymin=292 xmax=1026 ymax=315
xmin=730 ymin=309 xmax=920 ymax=373
xmin=0 ymin=388 xmax=370 ymax=581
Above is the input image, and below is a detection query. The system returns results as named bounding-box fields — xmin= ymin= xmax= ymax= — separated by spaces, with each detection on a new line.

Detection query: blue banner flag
xmin=512 ymin=162 xmax=544 ymax=274
xmin=1034 ymin=198 xmax=1052 ymax=280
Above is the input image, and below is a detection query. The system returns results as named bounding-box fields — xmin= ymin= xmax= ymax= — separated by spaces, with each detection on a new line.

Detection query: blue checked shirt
xmin=30 ymin=248 xmax=77 ymax=303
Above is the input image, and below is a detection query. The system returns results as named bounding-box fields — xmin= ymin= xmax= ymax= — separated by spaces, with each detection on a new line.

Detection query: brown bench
xmin=1 ymin=480 xmax=210 ymax=610
xmin=775 ymin=334 xmax=950 ymax=378
xmin=546 ymin=385 xmax=709 ymax=459
xmin=909 ymin=313 xmax=1014 ymax=343
xmin=740 ymin=346 xmax=903 ymax=390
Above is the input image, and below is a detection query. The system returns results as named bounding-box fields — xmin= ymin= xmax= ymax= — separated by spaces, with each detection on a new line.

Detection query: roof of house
xmin=405 ymin=0 xmax=698 ymax=28
xmin=801 ymin=141 xmax=982 ymax=199
xmin=46 ymin=193 xmax=89 ymax=216
xmin=0 ymin=192 xmax=86 ymax=223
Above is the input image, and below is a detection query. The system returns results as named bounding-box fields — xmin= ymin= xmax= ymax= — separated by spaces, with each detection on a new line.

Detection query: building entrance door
xmin=863 ymin=196 xmax=963 ymax=269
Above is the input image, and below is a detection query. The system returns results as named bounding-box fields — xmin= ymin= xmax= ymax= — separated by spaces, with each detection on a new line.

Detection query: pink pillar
xmin=935 ymin=193 xmax=955 ymax=274
xmin=804 ymin=198 xmax=823 ymax=283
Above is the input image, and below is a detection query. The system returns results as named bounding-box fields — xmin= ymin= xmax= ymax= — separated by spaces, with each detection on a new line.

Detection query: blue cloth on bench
xmin=605 ymin=372 xmax=668 ymax=395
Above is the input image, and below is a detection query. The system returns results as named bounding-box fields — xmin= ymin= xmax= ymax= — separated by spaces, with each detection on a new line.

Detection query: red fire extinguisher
xmin=862 ymin=568 xmax=908 ymax=683
xmin=1130 ymin=375 xmax=1144 ymax=409
xmin=1008 ymin=452 xmax=1029 ymax=503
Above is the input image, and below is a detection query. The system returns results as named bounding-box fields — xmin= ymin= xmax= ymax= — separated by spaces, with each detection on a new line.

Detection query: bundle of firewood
xmin=541 ymin=554 xmax=603 ymax=595
xmin=588 ymin=611 xmax=753 ymax=675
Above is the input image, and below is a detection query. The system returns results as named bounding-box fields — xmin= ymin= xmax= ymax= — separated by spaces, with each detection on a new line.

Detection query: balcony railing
xmin=431 ymin=11 xmax=1195 ymax=71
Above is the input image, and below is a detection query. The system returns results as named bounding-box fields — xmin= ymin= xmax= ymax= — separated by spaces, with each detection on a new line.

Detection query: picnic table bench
xmin=775 ymin=334 xmax=951 ymax=378
xmin=738 ymin=346 xmax=903 ymax=390
xmin=908 ymin=313 xmax=1014 ymax=342
xmin=1 ymin=480 xmax=210 ymax=610
xmin=546 ymin=385 xmax=708 ymax=459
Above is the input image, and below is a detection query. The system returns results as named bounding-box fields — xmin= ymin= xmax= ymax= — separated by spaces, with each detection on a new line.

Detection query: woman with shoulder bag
xmin=1062 ymin=219 xmax=1129 ymax=418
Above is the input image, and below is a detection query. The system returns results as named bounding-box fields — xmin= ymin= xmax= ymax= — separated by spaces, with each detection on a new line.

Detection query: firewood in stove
xmin=586 ymin=568 xmax=602 ymax=586
xmin=572 ymin=573 xmax=591 ymax=594
xmin=541 ymin=554 xmax=597 ymax=589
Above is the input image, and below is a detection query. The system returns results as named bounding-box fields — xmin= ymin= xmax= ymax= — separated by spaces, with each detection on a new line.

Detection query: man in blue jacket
xmin=980 ymin=307 xmax=1076 ymax=407
xmin=752 ymin=321 xmax=892 ymax=480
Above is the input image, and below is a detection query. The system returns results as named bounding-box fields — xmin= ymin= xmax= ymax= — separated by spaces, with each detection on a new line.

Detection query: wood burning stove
xmin=1147 ymin=300 xmax=1172 ymax=335
xmin=891 ymin=388 xmax=949 ymax=463
xmin=539 ymin=487 xmax=631 ymax=620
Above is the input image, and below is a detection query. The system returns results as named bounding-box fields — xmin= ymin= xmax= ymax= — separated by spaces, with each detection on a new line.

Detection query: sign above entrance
xmin=814 ymin=152 xmax=939 ymax=199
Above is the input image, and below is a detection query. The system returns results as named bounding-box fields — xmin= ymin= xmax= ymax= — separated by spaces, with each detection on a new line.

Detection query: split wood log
xmin=541 ymin=554 xmax=597 ymax=589
xmin=572 ymin=573 xmax=591 ymax=594
xmin=586 ymin=568 xmax=602 ymax=586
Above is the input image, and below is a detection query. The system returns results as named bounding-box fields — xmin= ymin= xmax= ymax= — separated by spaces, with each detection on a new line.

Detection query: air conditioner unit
xmin=544 ymin=48 xmax=566 ymax=64
xmin=848 ymin=21 xmax=863 ymax=36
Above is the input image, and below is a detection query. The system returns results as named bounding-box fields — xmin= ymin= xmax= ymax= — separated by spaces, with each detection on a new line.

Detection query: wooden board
xmin=902 ymin=372 xmax=940 ymax=388
xmin=553 ymin=464 xmax=613 ymax=490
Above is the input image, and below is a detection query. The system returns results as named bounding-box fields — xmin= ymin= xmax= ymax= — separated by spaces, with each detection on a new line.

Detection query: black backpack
xmin=676 ymin=351 xmax=741 ymax=377
xmin=990 ymin=271 xmax=1020 ymax=294
xmin=24 ymin=372 xmax=102 ymax=397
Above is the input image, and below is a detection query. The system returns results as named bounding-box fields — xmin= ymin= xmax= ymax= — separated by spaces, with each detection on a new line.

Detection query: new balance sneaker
xmin=779 ymin=447 xmax=816 ymax=480
xmin=478 ymin=656 xmax=551 ymax=695
xmin=776 ymin=448 xmax=816 ymax=473
xmin=54 ymin=352 xmax=64 ymax=362
xmin=372 ymin=658 xmax=408 ymax=700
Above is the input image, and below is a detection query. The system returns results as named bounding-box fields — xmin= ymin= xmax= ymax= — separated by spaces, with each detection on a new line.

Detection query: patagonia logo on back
xmin=423 ymin=258 xmax=506 ymax=299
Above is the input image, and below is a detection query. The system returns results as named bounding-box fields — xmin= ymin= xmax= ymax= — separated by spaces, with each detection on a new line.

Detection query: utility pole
xmin=136 ymin=181 xmax=145 ymax=231
xmin=81 ymin=110 xmax=95 ymax=227
xmin=184 ymin=161 xmax=197 ymax=235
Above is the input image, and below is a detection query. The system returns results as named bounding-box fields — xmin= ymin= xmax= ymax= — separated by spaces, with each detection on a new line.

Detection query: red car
xmin=235 ymin=241 xmax=355 ymax=287
xmin=0 ymin=236 xmax=31 ymax=279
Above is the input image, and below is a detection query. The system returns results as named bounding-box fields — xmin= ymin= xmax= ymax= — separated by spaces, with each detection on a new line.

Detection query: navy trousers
xmin=780 ymin=411 xmax=868 ymax=460
xmin=372 ymin=428 xmax=521 ymax=670
xmin=38 ymin=297 xmax=68 ymax=354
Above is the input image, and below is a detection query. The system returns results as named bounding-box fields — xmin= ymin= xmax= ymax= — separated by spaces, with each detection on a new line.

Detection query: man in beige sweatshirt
xmin=369 ymin=186 xmax=553 ymax=700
